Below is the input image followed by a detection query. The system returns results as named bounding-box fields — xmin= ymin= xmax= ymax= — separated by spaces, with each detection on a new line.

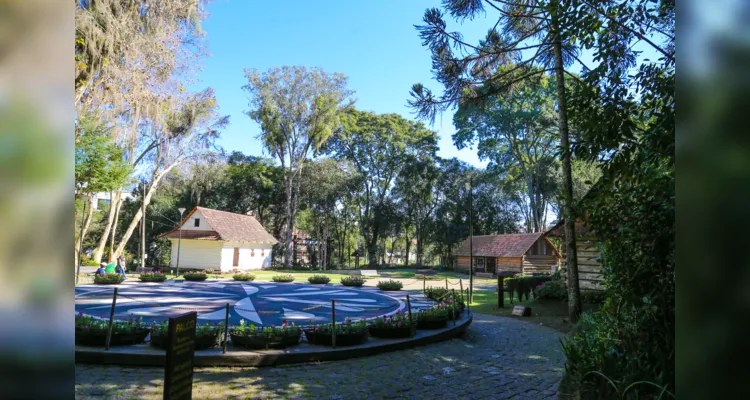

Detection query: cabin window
xmin=194 ymin=218 xmax=200 ymax=227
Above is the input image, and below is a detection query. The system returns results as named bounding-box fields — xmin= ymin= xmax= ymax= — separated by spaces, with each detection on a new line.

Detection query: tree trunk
xmin=404 ymin=232 xmax=411 ymax=267
xmin=112 ymin=162 xmax=181 ymax=258
xmin=108 ymin=194 xmax=123 ymax=263
xmin=283 ymin=170 xmax=294 ymax=269
xmin=552 ymin=18 xmax=582 ymax=322
xmin=75 ymin=195 xmax=96 ymax=265
xmin=93 ymin=191 xmax=119 ymax=263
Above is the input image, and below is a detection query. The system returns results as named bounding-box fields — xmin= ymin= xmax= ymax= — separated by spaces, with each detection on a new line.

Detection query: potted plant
xmin=94 ymin=273 xmax=125 ymax=285
xmin=340 ymin=275 xmax=365 ymax=287
xmin=307 ymin=275 xmax=330 ymax=284
xmin=416 ymin=305 xmax=449 ymax=330
xmin=272 ymin=274 xmax=295 ymax=283
xmin=75 ymin=312 xmax=149 ymax=346
xmin=150 ymin=321 xmax=224 ymax=350
xmin=183 ymin=271 xmax=208 ymax=281
xmin=229 ymin=320 xmax=302 ymax=350
xmin=139 ymin=271 xmax=167 ymax=282
xmin=304 ymin=319 xmax=368 ymax=346
xmin=367 ymin=311 xmax=416 ymax=339
xmin=233 ymin=273 xmax=256 ymax=282
xmin=377 ymin=279 xmax=403 ymax=291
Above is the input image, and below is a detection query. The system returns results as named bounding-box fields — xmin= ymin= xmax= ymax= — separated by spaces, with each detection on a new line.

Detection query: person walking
xmin=116 ymin=255 xmax=127 ymax=280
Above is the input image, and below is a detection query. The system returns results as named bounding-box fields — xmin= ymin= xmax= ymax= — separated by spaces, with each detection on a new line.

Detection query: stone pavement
xmin=75 ymin=314 xmax=565 ymax=399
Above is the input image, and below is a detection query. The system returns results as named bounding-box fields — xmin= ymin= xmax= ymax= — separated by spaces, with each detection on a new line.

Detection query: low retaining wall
xmin=76 ymin=313 xmax=472 ymax=367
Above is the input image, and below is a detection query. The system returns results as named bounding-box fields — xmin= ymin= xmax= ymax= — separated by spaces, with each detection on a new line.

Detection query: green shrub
xmin=505 ymin=275 xmax=551 ymax=302
xmin=535 ymin=280 xmax=567 ymax=300
xmin=139 ymin=272 xmax=166 ymax=282
xmin=376 ymin=279 xmax=403 ymax=291
xmin=94 ymin=273 xmax=124 ymax=284
xmin=272 ymin=274 xmax=295 ymax=282
xmin=340 ymin=275 xmax=365 ymax=286
xmin=581 ymin=290 xmax=607 ymax=304
xmin=307 ymin=275 xmax=330 ymax=284
xmin=231 ymin=319 xmax=300 ymax=339
xmin=424 ymin=287 xmax=449 ymax=301
xmin=85 ymin=260 xmax=100 ymax=267
xmin=183 ymin=271 xmax=208 ymax=281
xmin=306 ymin=318 xmax=367 ymax=336
xmin=233 ymin=273 xmax=256 ymax=282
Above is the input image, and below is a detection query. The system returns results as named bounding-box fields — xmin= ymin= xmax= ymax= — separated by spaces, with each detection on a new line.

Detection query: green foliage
xmin=535 ymin=280 xmax=568 ymax=300
xmin=183 ymin=271 xmax=208 ymax=281
xmin=139 ymin=272 xmax=166 ymax=282
xmin=307 ymin=275 xmax=331 ymax=284
xmin=75 ymin=312 xmax=144 ymax=334
xmin=232 ymin=273 xmax=256 ymax=282
xmin=94 ymin=274 xmax=125 ymax=284
xmin=271 ymin=274 xmax=295 ymax=283
xmin=75 ymin=113 xmax=132 ymax=196
xmin=340 ymin=275 xmax=365 ymax=286
xmin=376 ymin=279 xmax=403 ymax=291
xmin=231 ymin=319 xmax=300 ymax=339
xmin=505 ymin=275 xmax=552 ymax=302
xmin=85 ymin=260 xmax=101 ymax=267
xmin=368 ymin=310 xmax=414 ymax=329
xmin=307 ymin=318 xmax=367 ymax=336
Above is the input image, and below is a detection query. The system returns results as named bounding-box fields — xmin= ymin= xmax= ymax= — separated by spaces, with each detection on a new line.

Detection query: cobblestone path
xmin=75 ymin=314 xmax=565 ymax=399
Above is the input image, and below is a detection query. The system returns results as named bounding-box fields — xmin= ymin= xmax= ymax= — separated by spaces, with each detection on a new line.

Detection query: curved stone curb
xmin=75 ymin=312 xmax=472 ymax=367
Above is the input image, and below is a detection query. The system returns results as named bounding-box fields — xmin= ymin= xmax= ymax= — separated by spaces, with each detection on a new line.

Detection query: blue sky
xmin=190 ymin=1 xmax=660 ymax=168
xmin=190 ymin=0 xmax=492 ymax=167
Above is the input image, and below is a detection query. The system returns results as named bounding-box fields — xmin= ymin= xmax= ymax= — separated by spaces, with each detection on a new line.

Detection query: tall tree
xmin=394 ymin=155 xmax=440 ymax=266
xmin=111 ymin=88 xmax=228 ymax=259
xmin=409 ymin=0 xmax=585 ymax=321
xmin=243 ymin=66 xmax=354 ymax=268
xmin=328 ymin=110 xmax=438 ymax=265
xmin=454 ymin=71 xmax=559 ymax=232
xmin=74 ymin=113 xmax=131 ymax=264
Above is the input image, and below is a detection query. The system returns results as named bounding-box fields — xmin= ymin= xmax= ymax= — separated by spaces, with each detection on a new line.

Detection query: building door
xmin=233 ymin=248 xmax=240 ymax=267
xmin=487 ymin=257 xmax=496 ymax=274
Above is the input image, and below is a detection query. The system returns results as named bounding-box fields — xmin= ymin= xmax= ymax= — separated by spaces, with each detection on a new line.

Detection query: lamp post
xmin=465 ymin=179 xmax=474 ymax=304
xmin=76 ymin=195 xmax=87 ymax=285
xmin=176 ymin=207 xmax=186 ymax=276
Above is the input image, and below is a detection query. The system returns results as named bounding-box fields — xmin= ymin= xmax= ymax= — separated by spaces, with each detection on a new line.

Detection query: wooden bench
xmin=475 ymin=272 xmax=494 ymax=279
xmin=416 ymin=269 xmax=437 ymax=276
xmin=359 ymin=270 xmax=379 ymax=277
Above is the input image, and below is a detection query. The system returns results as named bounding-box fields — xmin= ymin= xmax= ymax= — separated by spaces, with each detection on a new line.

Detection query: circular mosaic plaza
xmin=74 ymin=280 xmax=437 ymax=327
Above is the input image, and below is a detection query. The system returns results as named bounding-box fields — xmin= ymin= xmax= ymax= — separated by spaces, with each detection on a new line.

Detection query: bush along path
xmin=75 ymin=314 xmax=565 ymax=399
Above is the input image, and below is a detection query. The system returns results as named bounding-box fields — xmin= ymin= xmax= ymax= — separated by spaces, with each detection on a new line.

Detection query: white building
xmin=160 ymin=207 xmax=278 ymax=272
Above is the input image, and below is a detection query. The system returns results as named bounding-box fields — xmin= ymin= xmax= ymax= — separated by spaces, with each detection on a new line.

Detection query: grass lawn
xmin=468 ymin=290 xmax=601 ymax=333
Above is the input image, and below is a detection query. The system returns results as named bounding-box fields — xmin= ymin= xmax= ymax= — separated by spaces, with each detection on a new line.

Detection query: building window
xmin=194 ymin=218 xmax=200 ymax=227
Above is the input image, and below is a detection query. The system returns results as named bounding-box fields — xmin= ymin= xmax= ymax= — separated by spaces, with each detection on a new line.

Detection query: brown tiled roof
xmin=455 ymin=233 xmax=546 ymax=257
xmin=159 ymin=207 xmax=278 ymax=244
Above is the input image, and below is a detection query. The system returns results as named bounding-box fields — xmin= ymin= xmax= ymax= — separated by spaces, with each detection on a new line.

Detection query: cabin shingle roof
xmin=160 ymin=207 xmax=278 ymax=244
xmin=455 ymin=233 xmax=544 ymax=257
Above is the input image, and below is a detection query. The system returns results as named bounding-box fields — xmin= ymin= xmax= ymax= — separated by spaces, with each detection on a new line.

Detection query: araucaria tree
xmin=243 ymin=66 xmax=354 ymax=268
xmin=409 ymin=0 xmax=584 ymax=321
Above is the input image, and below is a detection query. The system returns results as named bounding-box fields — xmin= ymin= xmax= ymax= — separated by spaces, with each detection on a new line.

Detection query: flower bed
xmin=416 ymin=306 xmax=449 ymax=330
xmin=340 ymin=275 xmax=365 ymax=287
xmin=367 ymin=311 xmax=416 ymax=339
xmin=307 ymin=275 xmax=330 ymax=284
xmin=376 ymin=279 xmax=403 ymax=291
xmin=233 ymin=273 xmax=256 ymax=282
xmin=183 ymin=271 xmax=208 ymax=281
xmin=271 ymin=274 xmax=295 ymax=283
xmin=94 ymin=273 xmax=125 ymax=285
xmin=139 ymin=272 xmax=166 ymax=282
xmin=304 ymin=319 xmax=368 ymax=346
xmin=229 ymin=320 xmax=301 ymax=350
xmin=150 ymin=321 xmax=224 ymax=350
xmin=75 ymin=312 xmax=149 ymax=346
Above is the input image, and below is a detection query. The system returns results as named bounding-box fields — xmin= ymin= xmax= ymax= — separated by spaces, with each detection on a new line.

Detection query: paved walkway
xmin=75 ymin=314 xmax=565 ymax=399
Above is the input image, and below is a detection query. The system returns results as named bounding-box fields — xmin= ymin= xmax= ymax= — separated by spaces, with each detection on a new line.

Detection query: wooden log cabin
xmin=454 ymin=233 xmax=561 ymax=276
xmin=544 ymin=220 xmax=604 ymax=290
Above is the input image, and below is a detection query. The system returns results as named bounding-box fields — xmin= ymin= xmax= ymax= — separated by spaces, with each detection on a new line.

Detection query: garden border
xmin=75 ymin=311 xmax=472 ymax=367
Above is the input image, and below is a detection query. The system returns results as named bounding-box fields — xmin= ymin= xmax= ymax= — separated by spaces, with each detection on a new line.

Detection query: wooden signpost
xmin=163 ymin=312 xmax=197 ymax=400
